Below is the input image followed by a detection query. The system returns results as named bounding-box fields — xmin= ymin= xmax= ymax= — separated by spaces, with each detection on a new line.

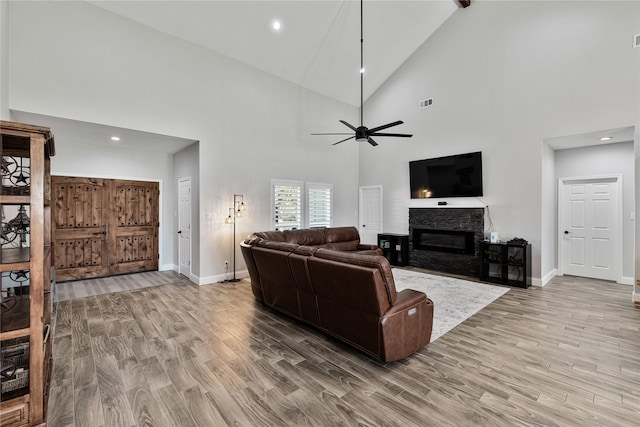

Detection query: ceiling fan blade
xmin=367 ymin=137 xmax=378 ymax=147
xmin=332 ymin=136 xmax=356 ymax=146
xmin=311 ymin=133 xmax=353 ymax=135
xmin=367 ymin=120 xmax=404 ymax=134
xmin=339 ymin=120 xmax=358 ymax=131
xmin=369 ymin=132 xmax=413 ymax=138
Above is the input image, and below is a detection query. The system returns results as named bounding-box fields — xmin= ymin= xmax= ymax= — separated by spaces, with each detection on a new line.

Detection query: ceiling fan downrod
xmin=311 ymin=0 xmax=412 ymax=147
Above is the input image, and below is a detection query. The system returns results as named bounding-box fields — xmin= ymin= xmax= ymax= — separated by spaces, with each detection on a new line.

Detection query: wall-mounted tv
xmin=410 ymin=151 xmax=483 ymax=199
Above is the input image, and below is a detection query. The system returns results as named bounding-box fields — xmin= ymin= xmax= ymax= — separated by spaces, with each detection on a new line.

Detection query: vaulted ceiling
xmin=15 ymin=1 xmax=466 ymax=150
xmin=89 ymin=0 xmax=461 ymax=107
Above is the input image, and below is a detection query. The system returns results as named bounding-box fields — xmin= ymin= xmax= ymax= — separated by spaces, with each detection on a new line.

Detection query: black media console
xmin=479 ymin=241 xmax=531 ymax=288
xmin=377 ymin=233 xmax=409 ymax=267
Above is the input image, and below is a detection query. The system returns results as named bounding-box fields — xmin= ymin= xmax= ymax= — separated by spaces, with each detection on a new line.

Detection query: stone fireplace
xmin=409 ymin=208 xmax=484 ymax=277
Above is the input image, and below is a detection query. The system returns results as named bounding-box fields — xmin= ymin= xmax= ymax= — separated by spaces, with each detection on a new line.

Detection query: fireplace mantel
xmin=408 ymin=198 xmax=487 ymax=209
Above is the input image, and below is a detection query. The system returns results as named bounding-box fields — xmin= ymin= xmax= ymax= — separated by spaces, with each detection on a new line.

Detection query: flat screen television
xmin=410 ymin=151 xmax=483 ymax=199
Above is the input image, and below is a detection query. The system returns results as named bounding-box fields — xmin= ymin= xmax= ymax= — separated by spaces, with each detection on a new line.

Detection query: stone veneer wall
xmin=409 ymin=208 xmax=485 ymax=277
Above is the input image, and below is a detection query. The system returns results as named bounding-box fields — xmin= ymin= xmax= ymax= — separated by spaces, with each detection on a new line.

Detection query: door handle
xmin=178 ymin=230 xmax=182 ymax=234
xmin=564 ymin=230 xmax=569 ymax=235
xmin=362 ymin=224 xmax=366 ymax=227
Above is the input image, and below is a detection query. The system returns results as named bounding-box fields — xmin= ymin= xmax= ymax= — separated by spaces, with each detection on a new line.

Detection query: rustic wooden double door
xmin=51 ymin=177 xmax=159 ymax=282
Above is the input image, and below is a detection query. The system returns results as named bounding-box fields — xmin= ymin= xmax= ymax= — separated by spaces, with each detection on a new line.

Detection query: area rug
xmin=392 ymin=268 xmax=509 ymax=341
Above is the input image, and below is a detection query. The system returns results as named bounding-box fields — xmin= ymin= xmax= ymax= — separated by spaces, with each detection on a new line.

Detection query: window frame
xmin=271 ymin=179 xmax=334 ymax=231
xmin=271 ymin=179 xmax=303 ymax=231
xmin=306 ymin=182 xmax=333 ymax=229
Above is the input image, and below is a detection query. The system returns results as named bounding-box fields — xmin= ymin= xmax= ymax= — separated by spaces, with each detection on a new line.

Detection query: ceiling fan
xmin=312 ymin=0 xmax=412 ymax=147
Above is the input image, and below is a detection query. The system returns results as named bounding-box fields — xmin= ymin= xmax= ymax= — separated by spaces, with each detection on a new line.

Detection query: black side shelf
xmin=377 ymin=233 xmax=409 ymax=267
xmin=479 ymin=241 xmax=531 ymax=288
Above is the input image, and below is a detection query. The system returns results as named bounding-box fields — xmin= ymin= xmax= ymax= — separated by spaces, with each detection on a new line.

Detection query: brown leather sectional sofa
xmin=240 ymin=226 xmax=434 ymax=362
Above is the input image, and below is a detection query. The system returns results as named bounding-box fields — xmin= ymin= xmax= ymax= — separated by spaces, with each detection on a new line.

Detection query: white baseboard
xmin=619 ymin=276 xmax=634 ymax=286
xmin=164 ymin=265 xmax=199 ymax=285
xmin=195 ymin=270 xmax=249 ymax=286
xmin=534 ymin=268 xmax=557 ymax=287
xmin=633 ymin=289 xmax=640 ymax=303
xmin=541 ymin=268 xmax=557 ymax=286
xmin=160 ymin=263 xmax=177 ymax=272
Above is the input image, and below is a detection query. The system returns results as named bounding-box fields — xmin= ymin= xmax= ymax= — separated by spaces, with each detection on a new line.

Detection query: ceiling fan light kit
xmin=312 ymin=0 xmax=412 ymax=147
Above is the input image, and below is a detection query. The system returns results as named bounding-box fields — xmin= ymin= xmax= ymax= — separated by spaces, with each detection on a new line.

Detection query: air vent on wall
xmin=635 ymin=34 xmax=640 ymax=48
xmin=419 ymin=98 xmax=433 ymax=108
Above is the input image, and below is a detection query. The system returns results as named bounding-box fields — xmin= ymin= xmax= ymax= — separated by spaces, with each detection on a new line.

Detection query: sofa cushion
xmin=251 ymin=226 xmax=363 ymax=248
xmin=257 ymin=240 xmax=299 ymax=252
xmin=324 ymin=226 xmax=360 ymax=243
xmin=294 ymin=246 xmax=319 ymax=256
xmin=283 ymin=228 xmax=327 ymax=245
xmin=252 ymin=246 xmax=300 ymax=318
xmin=252 ymin=231 xmax=287 ymax=242
xmin=322 ymin=241 xmax=360 ymax=251
xmin=313 ymin=248 xmax=397 ymax=305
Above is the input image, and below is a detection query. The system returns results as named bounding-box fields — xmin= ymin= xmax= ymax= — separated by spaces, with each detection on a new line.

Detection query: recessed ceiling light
xmin=272 ymin=20 xmax=281 ymax=31
xmin=111 ymin=136 xmax=120 ymax=141
xmin=599 ymin=136 xmax=612 ymax=141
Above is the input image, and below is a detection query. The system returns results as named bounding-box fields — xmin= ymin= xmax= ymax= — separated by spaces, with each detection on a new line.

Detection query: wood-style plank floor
xmin=47 ymin=272 xmax=640 ymax=426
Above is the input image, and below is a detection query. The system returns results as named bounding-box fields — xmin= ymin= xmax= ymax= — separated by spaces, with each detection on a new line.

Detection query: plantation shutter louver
xmin=307 ymin=184 xmax=332 ymax=228
xmin=273 ymin=181 xmax=302 ymax=231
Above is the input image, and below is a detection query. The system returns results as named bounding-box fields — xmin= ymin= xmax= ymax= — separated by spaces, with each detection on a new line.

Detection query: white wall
xmin=359 ymin=1 xmax=640 ymax=282
xmin=541 ymin=142 xmax=556 ymax=284
xmin=173 ymin=143 xmax=200 ymax=279
xmin=555 ymin=141 xmax=635 ymax=282
xmin=51 ymin=140 xmax=175 ymax=270
xmin=0 ymin=0 xmax=10 ymax=120
xmin=8 ymin=1 xmax=359 ymax=284
xmin=636 ymin=133 xmax=640 ymax=301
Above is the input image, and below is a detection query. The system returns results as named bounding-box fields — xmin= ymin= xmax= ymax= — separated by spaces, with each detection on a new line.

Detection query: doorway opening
xmin=543 ymin=126 xmax=635 ymax=287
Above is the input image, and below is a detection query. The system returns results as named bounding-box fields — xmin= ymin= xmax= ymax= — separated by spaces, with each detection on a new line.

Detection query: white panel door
xmin=359 ymin=185 xmax=382 ymax=245
xmin=178 ymin=177 xmax=191 ymax=277
xmin=560 ymin=178 xmax=618 ymax=281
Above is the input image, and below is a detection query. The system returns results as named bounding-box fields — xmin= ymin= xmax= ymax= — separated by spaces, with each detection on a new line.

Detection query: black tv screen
xmin=410 ymin=151 xmax=483 ymax=199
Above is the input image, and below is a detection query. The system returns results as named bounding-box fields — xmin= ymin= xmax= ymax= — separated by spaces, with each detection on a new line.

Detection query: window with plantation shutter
xmin=307 ymin=183 xmax=333 ymax=228
xmin=272 ymin=180 xmax=302 ymax=231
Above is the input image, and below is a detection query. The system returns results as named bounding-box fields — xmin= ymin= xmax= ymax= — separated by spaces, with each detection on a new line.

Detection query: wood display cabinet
xmin=377 ymin=233 xmax=409 ymax=267
xmin=479 ymin=240 xmax=531 ymax=288
xmin=0 ymin=121 xmax=55 ymax=426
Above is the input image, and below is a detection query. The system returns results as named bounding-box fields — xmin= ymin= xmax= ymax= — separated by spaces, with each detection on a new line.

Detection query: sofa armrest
xmin=380 ymin=289 xmax=433 ymax=362
xmin=357 ymin=244 xmax=383 ymax=255
xmin=385 ymin=289 xmax=426 ymax=315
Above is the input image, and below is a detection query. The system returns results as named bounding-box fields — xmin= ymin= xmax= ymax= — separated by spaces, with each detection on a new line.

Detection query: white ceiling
xmin=545 ymin=126 xmax=635 ymax=151
xmin=14 ymin=1 xmax=636 ymax=153
xmin=12 ymin=111 xmax=198 ymax=154
xmin=18 ymin=0 xmax=462 ymax=151
xmin=89 ymin=0 xmax=460 ymax=107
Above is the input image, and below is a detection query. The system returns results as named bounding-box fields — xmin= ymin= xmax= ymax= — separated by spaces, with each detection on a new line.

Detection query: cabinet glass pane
xmin=1 ymin=269 xmax=30 ymax=333
xmin=507 ymin=246 xmax=524 ymax=266
xmin=1 ymin=336 xmax=30 ymax=400
xmin=1 ymin=154 xmax=31 ymax=196
xmin=1 ymin=204 xmax=30 ymax=264
xmin=483 ymin=245 xmax=502 ymax=263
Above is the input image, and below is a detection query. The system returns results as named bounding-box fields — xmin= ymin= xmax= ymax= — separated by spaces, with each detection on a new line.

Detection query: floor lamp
xmin=224 ymin=194 xmax=246 ymax=282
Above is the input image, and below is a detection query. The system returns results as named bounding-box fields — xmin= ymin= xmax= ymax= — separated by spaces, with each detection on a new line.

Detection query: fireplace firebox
xmin=412 ymin=229 xmax=475 ymax=255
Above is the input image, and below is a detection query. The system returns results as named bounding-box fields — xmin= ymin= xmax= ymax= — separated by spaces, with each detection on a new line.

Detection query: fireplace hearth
xmin=409 ymin=208 xmax=484 ymax=277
